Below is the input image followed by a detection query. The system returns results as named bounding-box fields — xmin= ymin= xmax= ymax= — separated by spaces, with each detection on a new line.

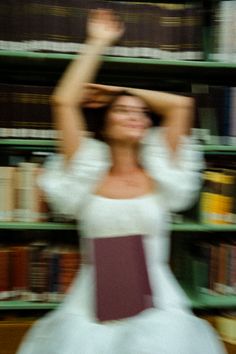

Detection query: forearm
xmin=128 ymin=88 xmax=194 ymax=152
xmin=127 ymin=87 xmax=193 ymax=118
xmin=52 ymin=39 xmax=107 ymax=106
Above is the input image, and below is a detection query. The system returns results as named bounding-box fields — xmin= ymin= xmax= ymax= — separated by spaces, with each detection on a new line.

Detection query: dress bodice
xmin=79 ymin=193 xmax=171 ymax=264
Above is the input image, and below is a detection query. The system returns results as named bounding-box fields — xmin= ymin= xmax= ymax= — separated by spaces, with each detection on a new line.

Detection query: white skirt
xmin=16 ymin=303 xmax=226 ymax=354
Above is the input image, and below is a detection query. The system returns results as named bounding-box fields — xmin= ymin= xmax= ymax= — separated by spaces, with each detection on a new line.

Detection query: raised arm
xmin=51 ymin=10 xmax=123 ymax=161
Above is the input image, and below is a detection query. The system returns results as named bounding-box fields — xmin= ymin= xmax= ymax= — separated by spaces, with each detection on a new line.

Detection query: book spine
xmin=58 ymin=248 xmax=80 ymax=294
xmin=209 ymin=242 xmax=220 ymax=293
xmin=0 ymin=248 xmax=10 ymax=298
xmin=28 ymin=242 xmax=48 ymax=301
xmin=0 ymin=167 xmax=16 ymax=222
xmin=0 ymin=84 xmax=11 ymax=138
xmin=215 ymin=314 xmax=236 ymax=345
xmin=182 ymin=3 xmax=203 ymax=60
xmin=16 ymin=162 xmax=49 ymax=222
xmin=229 ymin=87 xmax=236 ymax=145
xmin=10 ymin=246 xmax=29 ymax=297
xmin=159 ymin=3 xmax=183 ymax=59
xmin=228 ymin=243 xmax=236 ymax=294
xmin=47 ymin=248 xmax=60 ymax=298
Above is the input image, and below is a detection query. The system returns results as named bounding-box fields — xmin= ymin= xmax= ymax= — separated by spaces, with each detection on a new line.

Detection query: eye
xmin=113 ymin=107 xmax=129 ymax=114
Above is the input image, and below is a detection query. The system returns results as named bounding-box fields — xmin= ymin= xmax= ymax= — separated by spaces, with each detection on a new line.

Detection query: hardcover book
xmin=90 ymin=234 xmax=153 ymax=322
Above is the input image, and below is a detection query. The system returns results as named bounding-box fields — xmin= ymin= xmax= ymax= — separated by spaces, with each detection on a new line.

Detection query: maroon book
xmin=90 ymin=235 xmax=153 ymax=322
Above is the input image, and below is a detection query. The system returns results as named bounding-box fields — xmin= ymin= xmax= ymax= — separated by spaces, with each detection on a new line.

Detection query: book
xmin=90 ymin=234 xmax=153 ymax=322
xmin=10 ymin=84 xmax=54 ymax=139
xmin=188 ymin=241 xmax=211 ymax=294
xmin=28 ymin=241 xmax=49 ymax=301
xmin=58 ymin=247 xmax=80 ymax=294
xmin=210 ymin=0 xmax=236 ymax=62
xmin=0 ymin=84 xmax=11 ymax=138
xmin=228 ymin=87 xmax=236 ymax=145
xmin=0 ymin=166 xmax=16 ymax=222
xmin=215 ymin=312 xmax=236 ymax=345
xmin=10 ymin=246 xmax=29 ymax=298
xmin=0 ymin=247 xmax=10 ymax=298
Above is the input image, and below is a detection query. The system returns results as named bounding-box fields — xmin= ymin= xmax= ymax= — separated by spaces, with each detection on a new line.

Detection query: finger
xmin=82 ymin=101 xmax=109 ymax=108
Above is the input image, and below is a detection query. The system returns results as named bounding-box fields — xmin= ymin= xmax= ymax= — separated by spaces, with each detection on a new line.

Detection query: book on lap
xmin=90 ymin=234 xmax=153 ymax=322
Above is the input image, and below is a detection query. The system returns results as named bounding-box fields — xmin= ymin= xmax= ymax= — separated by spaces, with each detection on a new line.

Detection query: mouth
xmin=124 ymin=124 xmax=146 ymax=129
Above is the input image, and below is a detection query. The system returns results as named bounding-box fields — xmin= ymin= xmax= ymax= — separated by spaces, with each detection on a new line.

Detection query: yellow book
xmin=215 ymin=314 xmax=236 ymax=345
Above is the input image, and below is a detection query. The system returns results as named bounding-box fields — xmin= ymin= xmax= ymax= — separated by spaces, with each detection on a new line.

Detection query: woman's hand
xmin=87 ymin=9 xmax=124 ymax=46
xmin=82 ymin=83 xmax=125 ymax=108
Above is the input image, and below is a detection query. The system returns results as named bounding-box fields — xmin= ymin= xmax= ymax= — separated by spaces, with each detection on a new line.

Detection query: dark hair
xmin=82 ymin=91 xmax=161 ymax=141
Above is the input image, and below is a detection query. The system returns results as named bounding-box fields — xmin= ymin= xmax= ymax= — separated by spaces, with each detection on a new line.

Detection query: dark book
xmin=228 ymin=242 xmax=236 ymax=294
xmin=58 ymin=246 xmax=80 ymax=294
xmin=10 ymin=246 xmax=29 ymax=296
xmin=209 ymin=86 xmax=229 ymax=145
xmin=0 ymin=1 xmax=11 ymax=43
xmin=47 ymin=247 xmax=60 ymax=295
xmin=188 ymin=241 xmax=211 ymax=293
xmin=159 ymin=3 xmax=183 ymax=56
xmin=181 ymin=3 xmax=203 ymax=59
xmin=228 ymin=87 xmax=236 ymax=145
xmin=191 ymin=84 xmax=220 ymax=145
xmin=90 ymin=234 xmax=153 ymax=322
xmin=0 ymin=84 xmax=12 ymax=137
xmin=0 ymin=247 xmax=10 ymax=296
xmin=10 ymin=84 xmax=53 ymax=139
xmin=28 ymin=241 xmax=49 ymax=300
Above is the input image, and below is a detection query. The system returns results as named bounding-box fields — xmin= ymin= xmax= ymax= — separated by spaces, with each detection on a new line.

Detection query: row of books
xmin=192 ymin=85 xmax=236 ymax=146
xmin=0 ymin=242 xmax=81 ymax=302
xmin=0 ymin=0 xmax=203 ymax=60
xmin=0 ymin=162 xmax=77 ymax=222
xmin=200 ymin=169 xmax=236 ymax=225
xmin=1 ymin=82 xmax=236 ymax=145
xmin=0 ymin=83 xmax=56 ymax=139
xmin=0 ymin=164 xmax=49 ymax=223
xmin=210 ymin=0 xmax=236 ymax=62
xmin=188 ymin=240 xmax=236 ymax=296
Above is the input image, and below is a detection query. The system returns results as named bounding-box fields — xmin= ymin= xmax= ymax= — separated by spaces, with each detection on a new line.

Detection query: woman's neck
xmin=109 ymin=141 xmax=141 ymax=176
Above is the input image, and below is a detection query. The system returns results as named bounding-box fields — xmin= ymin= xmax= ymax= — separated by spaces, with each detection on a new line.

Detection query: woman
xmin=17 ymin=9 xmax=226 ymax=354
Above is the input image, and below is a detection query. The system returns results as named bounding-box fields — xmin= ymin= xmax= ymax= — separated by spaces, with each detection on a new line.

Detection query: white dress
xmin=16 ymin=128 xmax=226 ymax=354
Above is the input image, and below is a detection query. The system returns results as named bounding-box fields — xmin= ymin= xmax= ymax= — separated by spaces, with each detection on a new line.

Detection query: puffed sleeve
xmin=37 ymin=137 xmax=111 ymax=218
xmin=141 ymin=127 xmax=205 ymax=212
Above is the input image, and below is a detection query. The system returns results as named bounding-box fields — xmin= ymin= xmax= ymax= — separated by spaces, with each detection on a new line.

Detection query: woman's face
xmin=103 ymin=95 xmax=152 ymax=143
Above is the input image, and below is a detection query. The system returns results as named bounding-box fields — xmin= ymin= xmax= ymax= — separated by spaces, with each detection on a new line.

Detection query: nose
xmin=128 ymin=110 xmax=144 ymax=121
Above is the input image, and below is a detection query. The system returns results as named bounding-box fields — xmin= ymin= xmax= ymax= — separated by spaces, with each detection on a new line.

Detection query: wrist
xmin=86 ymin=37 xmax=111 ymax=48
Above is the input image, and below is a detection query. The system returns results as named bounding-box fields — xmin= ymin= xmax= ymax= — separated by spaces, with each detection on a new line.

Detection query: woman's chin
xmin=124 ymin=133 xmax=145 ymax=144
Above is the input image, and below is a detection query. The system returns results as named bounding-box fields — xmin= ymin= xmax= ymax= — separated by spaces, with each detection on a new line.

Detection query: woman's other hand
xmin=82 ymin=83 xmax=124 ymax=108
xmin=87 ymin=9 xmax=124 ymax=46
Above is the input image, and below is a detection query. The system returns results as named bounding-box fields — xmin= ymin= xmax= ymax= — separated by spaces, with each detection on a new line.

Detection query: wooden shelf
xmin=1 ymin=292 xmax=236 ymax=310
xmin=0 ymin=139 xmax=57 ymax=147
xmin=184 ymin=288 xmax=236 ymax=309
xmin=0 ymin=50 xmax=236 ymax=69
xmin=0 ymin=221 xmax=236 ymax=232
xmin=0 ymin=222 xmax=76 ymax=230
xmin=0 ymin=301 xmax=59 ymax=310
xmin=1 ymin=51 xmax=236 ymax=84
xmin=172 ymin=222 xmax=236 ymax=232
xmin=1 ymin=138 xmax=236 ymax=154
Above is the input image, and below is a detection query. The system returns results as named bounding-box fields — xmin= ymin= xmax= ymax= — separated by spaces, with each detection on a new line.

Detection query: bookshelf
xmin=1 ymin=3 xmax=236 ymax=350
xmin=1 ymin=55 xmax=236 ymax=288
